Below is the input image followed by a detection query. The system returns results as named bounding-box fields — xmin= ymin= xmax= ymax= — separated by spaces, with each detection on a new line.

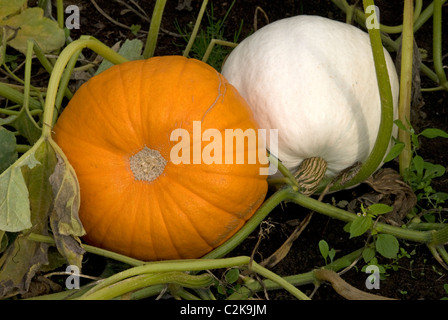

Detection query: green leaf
xmin=95 ymin=38 xmax=143 ymax=75
xmin=10 ymin=108 xmax=42 ymax=145
xmin=0 ymin=0 xmax=26 ymax=20
xmin=375 ymin=234 xmax=399 ymax=259
xmin=368 ymin=203 xmax=393 ymax=216
xmin=225 ymin=268 xmax=240 ymax=284
xmin=383 ymin=142 xmax=404 ymax=162
xmin=318 ymin=239 xmax=329 ymax=260
xmin=429 ymin=192 xmax=448 ymax=204
xmin=412 ymin=155 xmax=424 ymax=179
xmin=349 ymin=215 xmax=372 ymax=238
xmin=423 ymin=162 xmax=445 ymax=181
xmin=0 ymin=166 xmax=31 ymax=232
xmin=0 ymin=230 xmax=7 ymax=254
xmin=0 ymin=141 xmax=56 ymax=298
xmin=328 ymin=248 xmax=336 ymax=263
xmin=21 ymin=140 xmax=56 ymax=230
xmin=0 ymin=7 xmax=65 ymax=54
xmin=362 ymin=246 xmax=376 ymax=263
xmin=0 ymin=126 xmax=18 ymax=173
xmin=394 ymin=119 xmax=408 ymax=131
xmin=0 ymin=115 xmax=17 ymax=126
xmin=419 ymin=128 xmax=448 ymax=139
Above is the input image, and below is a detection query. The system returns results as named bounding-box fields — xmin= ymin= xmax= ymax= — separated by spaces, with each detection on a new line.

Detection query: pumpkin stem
xmin=129 ymin=146 xmax=167 ymax=182
xmin=294 ymin=157 xmax=328 ymax=195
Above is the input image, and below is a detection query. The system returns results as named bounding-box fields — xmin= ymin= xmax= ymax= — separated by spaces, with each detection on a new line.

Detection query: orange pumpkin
xmin=53 ymin=56 xmax=268 ymax=261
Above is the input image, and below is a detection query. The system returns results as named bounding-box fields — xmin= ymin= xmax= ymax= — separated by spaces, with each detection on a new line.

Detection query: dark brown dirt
xmin=27 ymin=0 xmax=448 ymax=300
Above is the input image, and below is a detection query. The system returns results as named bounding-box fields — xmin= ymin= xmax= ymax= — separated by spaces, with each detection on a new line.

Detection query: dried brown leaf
xmin=350 ymin=168 xmax=417 ymax=226
xmin=49 ymin=154 xmax=85 ymax=268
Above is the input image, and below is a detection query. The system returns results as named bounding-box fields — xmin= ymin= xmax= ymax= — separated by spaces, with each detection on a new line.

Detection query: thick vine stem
xmin=78 ymin=272 xmax=215 ymax=300
xmin=285 ymin=186 xmax=436 ymax=244
xmin=227 ymin=248 xmax=364 ymax=299
xmin=202 ymin=187 xmax=291 ymax=259
xmin=41 ymin=37 xmax=129 ymax=139
xmin=78 ymin=255 xmax=310 ymax=300
xmin=330 ymin=0 xmax=422 ymax=34
xmin=398 ymin=0 xmax=414 ymax=176
xmin=320 ymin=0 xmax=395 ymax=192
xmin=433 ymin=0 xmax=448 ymax=89
xmin=28 ymin=233 xmax=146 ymax=267
xmin=183 ymin=0 xmax=209 ymax=57
xmin=142 ymin=0 xmax=167 ymax=59
xmin=431 ymin=225 xmax=448 ymax=246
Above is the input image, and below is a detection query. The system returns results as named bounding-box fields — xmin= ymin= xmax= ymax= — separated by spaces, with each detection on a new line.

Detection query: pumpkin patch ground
xmin=1 ymin=0 xmax=448 ymax=301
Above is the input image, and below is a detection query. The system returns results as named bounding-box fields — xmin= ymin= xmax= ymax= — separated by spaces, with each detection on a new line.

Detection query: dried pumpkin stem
xmin=129 ymin=146 xmax=167 ymax=182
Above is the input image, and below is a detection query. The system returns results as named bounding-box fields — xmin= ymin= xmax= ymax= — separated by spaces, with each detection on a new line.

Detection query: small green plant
xmin=385 ymin=120 xmax=448 ymax=223
xmin=318 ymin=239 xmax=336 ymax=265
xmin=216 ymin=268 xmax=241 ymax=297
xmin=345 ymin=203 xmax=400 ymax=260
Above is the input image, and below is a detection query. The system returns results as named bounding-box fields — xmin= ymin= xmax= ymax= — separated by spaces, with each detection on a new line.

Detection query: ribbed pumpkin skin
xmin=53 ymin=56 xmax=268 ymax=261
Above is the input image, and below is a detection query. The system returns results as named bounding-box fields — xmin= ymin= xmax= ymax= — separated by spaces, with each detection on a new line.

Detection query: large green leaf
xmin=0 ymin=167 xmax=31 ymax=232
xmin=0 ymin=141 xmax=54 ymax=298
xmin=10 ymin=108 xmax=42 ymax=145
xmin=0 ymin=150 xmax=40 ymax=232
xmin=1 ymin=7 xmax=65 ymax=54
xmin=375 ymin=234 xmax=399 ymax=259
xmin=95 ymin=38 xmax=143 ymax=75
xmin=0 ymin=126 xmax=18 ymax=173
xmin=0 ymin=233 xmax=49 ymax=298
xmin=349 ymin=215 xmax=373 ymax=239
xmin=0 ymin=0 xmax=26 ymax=20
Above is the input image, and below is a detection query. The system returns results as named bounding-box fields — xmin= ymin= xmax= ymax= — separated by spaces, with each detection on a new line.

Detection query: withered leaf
xmin=0 ymin=234 xmax=49 ymax=298
xmin=350 ymin=168 xmax=417 ymax=226
xmin=0 ymin=141 xmax=55 ymax=298
xmin=49 ymin=153 xmax=85 ymax=268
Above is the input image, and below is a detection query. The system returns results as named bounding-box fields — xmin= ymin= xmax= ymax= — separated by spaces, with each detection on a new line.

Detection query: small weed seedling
xmin=386 ymin=120 xmax=448 ymax=223
xmin=318 ymin=239 xmax=336 ymax=265
xmin=345 ymin=203 xmax=400 ymax=260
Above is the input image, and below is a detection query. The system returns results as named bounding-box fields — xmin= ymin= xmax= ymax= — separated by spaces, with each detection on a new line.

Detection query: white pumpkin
xmin=222 ymin=15 xmax=399 ymax=182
